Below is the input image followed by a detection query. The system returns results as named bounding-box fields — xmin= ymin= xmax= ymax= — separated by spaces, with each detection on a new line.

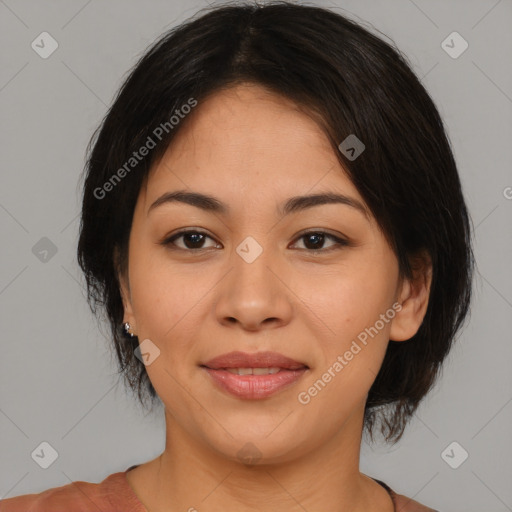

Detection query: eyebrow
xmin=147 ymin=189 xmax=369 ymax=219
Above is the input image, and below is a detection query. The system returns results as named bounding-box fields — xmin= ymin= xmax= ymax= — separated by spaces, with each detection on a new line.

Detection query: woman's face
xmin=119 ymin=83 xmax=422 ymax=464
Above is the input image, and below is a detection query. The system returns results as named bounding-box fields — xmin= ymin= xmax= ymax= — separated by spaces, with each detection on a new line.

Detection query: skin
xmin=119 ymin=83 xmax=432 ymax=512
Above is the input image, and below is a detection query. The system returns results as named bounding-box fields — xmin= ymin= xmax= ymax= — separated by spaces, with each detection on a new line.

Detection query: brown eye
xmin=161 ymin=229 xmax=349 ymax=253
xmin=291 ymin=231 xmax=349 ymax=252
xmin=162 ymin=230 xmax=219 ymax=251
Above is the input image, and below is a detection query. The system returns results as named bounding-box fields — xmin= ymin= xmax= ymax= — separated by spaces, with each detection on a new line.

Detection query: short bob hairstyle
xmin=77 ymin=1 xmax=474 ymax=444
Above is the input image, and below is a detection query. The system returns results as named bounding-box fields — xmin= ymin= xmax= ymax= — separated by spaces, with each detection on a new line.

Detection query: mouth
xmin=203 ymin=367 xmax=303 ymax=375
xmin=199 ymin=351 xmax=309 ymax=400
xmin=200 ymin=350 xmax=309 ymax=371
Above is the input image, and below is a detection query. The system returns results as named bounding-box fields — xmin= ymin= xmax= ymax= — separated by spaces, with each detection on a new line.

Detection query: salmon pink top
xmin=0 ymin=465 xmax=439 ymax=511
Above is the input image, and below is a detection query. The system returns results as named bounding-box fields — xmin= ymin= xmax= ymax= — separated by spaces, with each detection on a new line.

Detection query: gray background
xmin=1 ymin=0 xmax=511 ymax=510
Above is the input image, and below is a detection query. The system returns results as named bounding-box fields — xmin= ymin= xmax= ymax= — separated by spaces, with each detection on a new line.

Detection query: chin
xmin=201 ymin=424 xmax=314 ymax=467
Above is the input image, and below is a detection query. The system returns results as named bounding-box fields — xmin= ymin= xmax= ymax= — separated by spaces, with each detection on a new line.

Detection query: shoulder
xmin=0 ymin=470 xmax=146 ymax=512
xmin=389 ymin=488 xmax=440 ymax=512
xmin=372 ymin=478 xmax=440 ymax=512
xmin=392 ymin=491 xmax=440 ymax=511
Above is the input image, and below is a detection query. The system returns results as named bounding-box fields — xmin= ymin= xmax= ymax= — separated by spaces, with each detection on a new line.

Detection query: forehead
xmin=142 ymin=83 xmax=362 ymax=211
xmin=160 ymin=84 xmax=333 ymax=161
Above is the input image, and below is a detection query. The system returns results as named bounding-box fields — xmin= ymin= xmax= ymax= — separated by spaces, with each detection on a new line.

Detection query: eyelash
xmin=161 ymin=229 xmax=350 ymax=253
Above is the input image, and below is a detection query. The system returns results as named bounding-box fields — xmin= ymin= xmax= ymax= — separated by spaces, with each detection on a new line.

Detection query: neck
xmin=128 ymin=401 xmax=393 ymax=512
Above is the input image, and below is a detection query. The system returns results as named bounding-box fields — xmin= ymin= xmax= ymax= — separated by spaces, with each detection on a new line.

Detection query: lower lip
xmin=202 ymin=367 xmax=307 ymax=399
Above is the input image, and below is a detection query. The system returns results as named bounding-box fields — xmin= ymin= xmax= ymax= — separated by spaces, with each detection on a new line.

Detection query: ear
xmin=114 ymin=247 xmax=136 ymax=331
xmin=389 ymin=250 xmax=432 ymax=342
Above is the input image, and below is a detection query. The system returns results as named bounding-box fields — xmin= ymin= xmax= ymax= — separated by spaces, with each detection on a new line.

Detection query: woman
xmin=1 ymin=1 xmax=473 ymax=511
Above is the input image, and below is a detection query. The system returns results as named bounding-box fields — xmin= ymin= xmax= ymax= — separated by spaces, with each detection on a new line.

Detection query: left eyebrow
xmin=147 ymin=189 xmax=369 ymax=220
xmin=279 ymin=191 xmax=369 ymax=220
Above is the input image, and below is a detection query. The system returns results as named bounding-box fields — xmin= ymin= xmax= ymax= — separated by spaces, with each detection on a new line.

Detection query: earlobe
xmin=389 ymin=251 xmax=432 ymax=342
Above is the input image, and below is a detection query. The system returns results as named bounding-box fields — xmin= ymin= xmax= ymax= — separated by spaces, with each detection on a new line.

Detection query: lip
xmin=201 ymin=351 xmax=308 ymax=370
xmin=202 ymin=367 xmax=308 ymax=400
xmin=200 ymin=351 xmax=309 ymax=400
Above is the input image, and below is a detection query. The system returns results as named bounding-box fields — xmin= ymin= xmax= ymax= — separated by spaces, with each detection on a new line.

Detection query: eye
xmin=290 ymin=230 xmax=349 ymax=252
xmin=161 ymin=229 xmax=349 ymax=253
xmin=162 ymin=229 xmax=219 ymax=251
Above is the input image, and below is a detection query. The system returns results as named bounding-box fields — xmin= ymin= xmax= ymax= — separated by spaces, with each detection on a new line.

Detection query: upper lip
xmin=201 ymin=351 xmax=308 ymax=370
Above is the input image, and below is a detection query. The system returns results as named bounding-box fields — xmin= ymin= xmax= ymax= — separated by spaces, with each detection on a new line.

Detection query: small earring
xmin=124 ymin=322 xmax=135 ymax=337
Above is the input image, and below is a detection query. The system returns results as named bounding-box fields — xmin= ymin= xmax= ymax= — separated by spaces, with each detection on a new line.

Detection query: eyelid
xmin=290 ymin=229 xmax=350 ymax=252
xmin=160 ymin=228 xmax=351 ymax=252
xmin=161 ymin=228 xmax=219 ymax=250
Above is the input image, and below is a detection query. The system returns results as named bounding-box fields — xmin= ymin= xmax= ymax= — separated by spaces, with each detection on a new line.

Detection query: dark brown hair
xmin=77 ymin=1 xmax=474 ymax=444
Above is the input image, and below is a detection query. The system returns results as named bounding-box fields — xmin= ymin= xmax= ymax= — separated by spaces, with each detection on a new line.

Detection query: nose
xmin=214 ymin=241 xmax=294 ymax=332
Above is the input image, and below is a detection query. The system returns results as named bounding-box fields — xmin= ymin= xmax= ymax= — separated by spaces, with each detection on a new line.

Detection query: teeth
xmin=253 ymin=367 xmax=280 ymax=375
xmin=224 ymin=367 xmax=282 ymax=375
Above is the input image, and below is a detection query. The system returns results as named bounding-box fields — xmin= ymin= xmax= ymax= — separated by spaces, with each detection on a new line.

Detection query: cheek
xmin=294 ymin=259 xmax=398 ymax=397
xmin=297 ymin=260 xmax=397 ymax=340
xmin=131 ymin=278 xmax=198 ymax=346
xmin=296 ymin=276 xmax=394 ymax=415
xmin=127 ymin=244 xmax=194 ymax=341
